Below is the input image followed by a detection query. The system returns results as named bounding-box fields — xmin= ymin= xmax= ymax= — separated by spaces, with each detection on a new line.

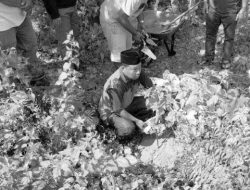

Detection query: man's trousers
xmin=205 ymin=9 xmax=237 ymax=62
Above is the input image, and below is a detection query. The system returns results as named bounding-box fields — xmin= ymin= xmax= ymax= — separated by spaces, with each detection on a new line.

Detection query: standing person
xmin=201 ymin=0 xmax=248 ymax=69
xmin=99 ymin=49 xmax=154 ymax=137
xmin=42 ymin=0 xmax=80 ymax=57
xmin=99 ymin=0 xmax=148 ymax=66
xmin=0 ymin=0 xmax=39 ymax=64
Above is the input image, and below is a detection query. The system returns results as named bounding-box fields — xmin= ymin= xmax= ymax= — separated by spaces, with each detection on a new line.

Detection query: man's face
xmin=124 ymin=63 xmax=142 ymax=80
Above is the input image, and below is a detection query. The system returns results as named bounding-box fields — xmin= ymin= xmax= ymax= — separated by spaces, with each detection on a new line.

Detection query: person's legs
xmin=100 ymin=20 xmax=112 ymax=50
xmin=204 ymin=10 xmax=221 ymax=63
xmin=99 ymin=7 xmax=111 ymax=48
xmin=106 ymin=97 xmax=154 ymax=138
xmin=99 ymin=21 xmax=121 ymax=71
xmin=57 ymin=8 xmax=72 ymax=56
xmin=100 ymin=21 xmax=128 ymax=63
xmin=99 ymin=4 xmax=129 ymax=63
xmin=70 ymin=8 xmax=80 ymax=40
xmin=126 ymin=96 xmax=155 ymax=121
xmin=109 ymin=23 xmax=129 ymax=63
xmin=125 ymin=27 xmax=133 ymax=50
xmin=111 ymin=115 xmax=136 ymax=137
xmin=16 ymin=16 xmax=38 ymax=63
xmin=0 ymin=28 xmax=17 ymax=50
xmin=221 ymin=13 xmax=237 ymax=68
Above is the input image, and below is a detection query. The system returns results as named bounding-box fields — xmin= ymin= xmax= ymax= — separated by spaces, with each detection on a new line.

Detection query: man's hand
xmin=52 ymin=17 xmax=62 ymax=28
xmin=135 ymin=119 xmax=145 ymax=130
xmin=132 ymin=31 xmax=144 ymax=44
xmin=116 ymin=9 xmax=144 ymax=43
xmin=20 ymin=0 xmax=32 ymax=10
xmin=236 ymin=8 xmax=248 ymax=22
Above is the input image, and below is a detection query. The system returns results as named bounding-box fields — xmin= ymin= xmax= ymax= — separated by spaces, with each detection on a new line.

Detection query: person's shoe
xmin=199 ymin=60 xmax=211 ymax=66
xmin=221 ymin=60 xmax=232 ymax=69
xmin=199 ymin=59 xmax=214 ymax=67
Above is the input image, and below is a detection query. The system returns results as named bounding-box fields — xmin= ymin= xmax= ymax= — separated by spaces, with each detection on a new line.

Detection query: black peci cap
xmin=121 ymin=49 xmax=141 ymax=65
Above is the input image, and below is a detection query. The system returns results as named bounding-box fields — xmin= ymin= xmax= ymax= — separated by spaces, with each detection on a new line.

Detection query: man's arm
xmin=0 ymin=0 xmax=21 ymax=7
xmin=120 ymin=109 xmax=145 ymax=129
xmin=116 ymin=9 xmax=144 ymax=43
xmin=120 ymin=109 xmax=139 ymax=123
xmin=108 ymin=89 xmax=145 ymax=129
xmin=42 ymin=0 xmax=60 ymax=19
xmin=139 ymin=70 xmax=153 ymax=88
xmin=137 ymin=13 xmax=145 ymax=32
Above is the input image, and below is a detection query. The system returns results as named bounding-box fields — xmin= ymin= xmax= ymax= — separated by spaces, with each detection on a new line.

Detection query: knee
xmin=112 ymin=117 xmax=135 ymax=137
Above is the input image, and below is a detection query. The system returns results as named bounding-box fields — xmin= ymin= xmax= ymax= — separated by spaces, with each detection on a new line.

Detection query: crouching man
xmin=99 ymin=49 xmax=154 ymax=137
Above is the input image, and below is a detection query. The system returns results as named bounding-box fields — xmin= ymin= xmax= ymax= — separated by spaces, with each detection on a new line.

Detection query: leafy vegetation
xmin=0 ymin=0 xmax=250 ymax=190
xmin=144 ymin=69 xmax=250 ymax=189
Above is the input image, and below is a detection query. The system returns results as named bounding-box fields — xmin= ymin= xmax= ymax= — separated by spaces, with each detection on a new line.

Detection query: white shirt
xmin=0 ymin=2 xmax=26 ymax=31
xmin=100 ymin=0 xmax=147 ymax=23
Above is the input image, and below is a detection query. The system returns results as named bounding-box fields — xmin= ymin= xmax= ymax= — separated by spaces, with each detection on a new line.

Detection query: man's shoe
xmin=199 ymin=59 xmax=214 ymax=66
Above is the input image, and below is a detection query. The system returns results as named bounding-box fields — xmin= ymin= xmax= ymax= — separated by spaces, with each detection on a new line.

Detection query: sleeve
xmin=99 ymin=87 xmax=124 ymax=122
xmin=120 ymin=0 xmax=141 ymax=17
xmin=42 ymin=0 xmax=60 ymax=19
xmin=139 ymin=70 xmax=153 ymax=88
xmin=108 ymin=88 xmax=123 ymax=114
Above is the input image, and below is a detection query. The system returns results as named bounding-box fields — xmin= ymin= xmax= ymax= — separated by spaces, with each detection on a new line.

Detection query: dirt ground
xmin=40 ymin=18 xmax=250 ymax=170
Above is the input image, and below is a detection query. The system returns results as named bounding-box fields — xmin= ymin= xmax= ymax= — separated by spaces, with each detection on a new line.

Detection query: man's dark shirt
xmin=208 ymin=0 xmax=241 ymax=14
xmin=42 ymin=0 xmax=77 ymax=19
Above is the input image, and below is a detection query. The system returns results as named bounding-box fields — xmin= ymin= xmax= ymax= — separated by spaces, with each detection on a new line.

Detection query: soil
xmin=139 ymin=134 xmax=184 ymax=169
xmin=39 ymin=18 xmax=250 ymax=170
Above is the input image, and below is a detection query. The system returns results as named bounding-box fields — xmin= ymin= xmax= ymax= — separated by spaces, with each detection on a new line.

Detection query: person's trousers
xmin=0 ymin=16 xmax=38 ymax=64
xmin=110 ymin=96 xmax=154 ymax=137
xmin=56 ymin=6 xmax=80 ymax=56
xmin=205 ymin=10 xmax=237 ymax=62
xmin=99 ymin=20 xmax=133 ymax=63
